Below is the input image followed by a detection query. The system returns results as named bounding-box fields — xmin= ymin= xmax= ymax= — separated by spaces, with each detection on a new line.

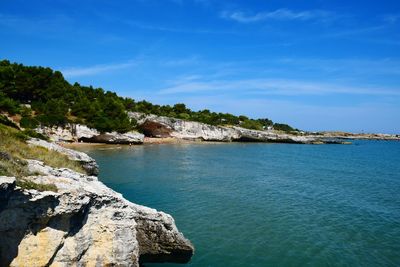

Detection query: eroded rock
xmin=0 ymin=159 xmax=194 ymax=267
xmin=35 ymin=124 xmax=144 ymax=144
xmin=79 ymin=131 xmax=144 ymax=144
xmin=139 ymin=120 xmax=173 ymax=138
xmin=129 ymin=112 xmax=328 ymax=144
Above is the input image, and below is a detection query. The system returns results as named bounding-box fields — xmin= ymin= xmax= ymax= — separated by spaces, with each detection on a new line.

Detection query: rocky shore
xmin=31 ymin=113 xmax=399 ymax=145
xmin=35 ymin=124 xmax=145 ymax=144
xmin=128 ymin=112 xmax=356 ymax=144
xmin=0 ymin=139 xmax=194 ymax=267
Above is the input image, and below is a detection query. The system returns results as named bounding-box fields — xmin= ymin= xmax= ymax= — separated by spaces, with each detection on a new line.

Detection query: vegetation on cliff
xmin=0 ymin=123 xmax=84 ymax=183
xmin=0 ymin=59 xmax=295 ymax=133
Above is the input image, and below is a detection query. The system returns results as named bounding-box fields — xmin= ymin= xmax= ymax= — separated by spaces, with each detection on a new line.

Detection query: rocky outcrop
xmin=316 ymin=131 xmax=400 ymax=141
xmin=36 ymin=124 xmax=144 ymax=144
xmin=129 ymin=112 xmax=336 ymax=144
xmin=130 ymin=112 xmax=240 ymax=142
xmin=140 ymin=120 xmax=173 ymax=138
xmin=27 ymin=138 xmax=99 ymax=175
xmin=231 ymin=127 xmax=321 ymax=143
xmin=79 ymin=131 xmax=144 ymax=144
xmin=35 ymin=124 xmax=99 ymax=143
xmin=0 ymin=160 xmax=193 ymax=266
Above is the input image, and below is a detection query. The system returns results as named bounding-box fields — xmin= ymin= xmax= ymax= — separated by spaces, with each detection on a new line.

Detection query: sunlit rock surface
xmin=36 ymin=124 xmax=144 ymax=144
xmin=129 ymin=112 xmax=329 ymax=144
xmin=0 ymin=152 xmax=193 ymax=266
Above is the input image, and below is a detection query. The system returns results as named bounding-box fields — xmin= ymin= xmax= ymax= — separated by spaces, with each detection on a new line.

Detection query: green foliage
xmin=20 ymin=116 xmax=39 ymax=129
xmin=240 ymin=120 xmax=264 ymax=131
xmin=0 ymin=114 xmax=19 ymax=129
xmin=21 ymin=129 xmax=49 ymax=140
xmin=12 ymin=129 xmax=48 ymax=141
xmin=0 ymin=60 xmax=135 ymax=133
xmin=0 ymin=59 xmax=297 ymax=133
xmin=273 ymin=123 xmax=295 ymax=132
xmin=0 ymin=92 xmax=20 ymax=114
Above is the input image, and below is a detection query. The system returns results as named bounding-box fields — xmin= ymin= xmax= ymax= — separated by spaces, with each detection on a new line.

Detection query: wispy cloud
xmin=124 ymin=20 xmax=238 ymax=35
xmin=159 ymin=56 xmax=201 ymax=66
xmin=383 ymin=14 xmax=400 ymax=24
xmin=0 ymin=13 xmax=73 ymax=34
xmin=277 ymin=57 xmax=400 ymax=76
xmin=159 ymin=77 xmax=400 ymax=96
xmin=62 ymin=61 xmax=137 ymax=77
xmin=221 ymin=8 xmax=332 ymax=23
xmin=323 ymin=25 xmax=385 ymax=38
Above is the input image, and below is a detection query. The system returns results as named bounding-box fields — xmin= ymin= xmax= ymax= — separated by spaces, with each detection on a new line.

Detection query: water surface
xmin=79 ymin=141 xmax=400 ymax=266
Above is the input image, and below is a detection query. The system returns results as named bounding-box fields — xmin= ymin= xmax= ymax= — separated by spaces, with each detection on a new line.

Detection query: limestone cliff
xmin=0 ymin=141 xmax=193 ymax=266
xmin=128 ymin=112 xmax=332 ymax=144
xmin=35 ymin=124 xmax=144 ymax=144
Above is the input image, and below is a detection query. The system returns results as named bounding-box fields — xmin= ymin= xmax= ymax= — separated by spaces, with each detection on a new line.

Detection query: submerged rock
xmin=0 ymin=160 xmax=194 ymax=267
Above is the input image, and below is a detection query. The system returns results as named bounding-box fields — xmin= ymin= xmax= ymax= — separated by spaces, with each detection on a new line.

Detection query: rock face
xmin=140 ymin=120 xmax=173 ymax=138
xmin=36 ymin=124 xmax=144 ymax=144
xmin=231 ymin=127 xmax=320 ymax=143
xmin=79 ymin=131 xmax=144 ymax=144
xmin=35 ymin=124 xmax=99 ymax=143
xmin=130 ymin=112 xmax=240 ymax=142
xmin=129 ymin=112 xmax=329 ymax=144
xmin=27 ymin=138 xmax=99 ymax=175
xmin=0 ymin=160 xmax=193 ymax=266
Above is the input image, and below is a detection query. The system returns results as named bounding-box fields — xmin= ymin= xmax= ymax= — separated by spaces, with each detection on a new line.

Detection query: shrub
xmin=20 ymin=116 xmax=39 ymax=129
xmin=0 ymin=59 xmax=297 ymax=133
xmin=240 ymin=120 xmax=264 ymax=131
xmin=0 ymin=114 xmax=19 ymax=129
xmin=273 ymin=123 xmax=295 ymax=132
xmin=0 ymin=93 xmax=20 ymax=115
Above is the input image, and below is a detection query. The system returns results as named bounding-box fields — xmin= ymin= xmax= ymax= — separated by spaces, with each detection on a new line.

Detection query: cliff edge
xmin=0 ymin=139 xmax=194 ymax=267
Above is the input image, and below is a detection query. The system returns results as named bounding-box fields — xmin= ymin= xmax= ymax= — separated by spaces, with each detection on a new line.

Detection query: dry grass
xmin=0 ymin=123 xmax=85 ymax=177
xmin=16 ymin=179 xmax=58 ymax=192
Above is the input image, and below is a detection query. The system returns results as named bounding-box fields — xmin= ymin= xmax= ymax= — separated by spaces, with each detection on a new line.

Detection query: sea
xmin=78 ymin=140 xmax=400 ymax=267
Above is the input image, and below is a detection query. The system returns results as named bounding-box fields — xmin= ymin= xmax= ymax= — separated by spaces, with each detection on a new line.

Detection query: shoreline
xmin=61 ymin=136 xmax=399 ymax=149
xmin=61 ymin=137 xmax=203 ymax=148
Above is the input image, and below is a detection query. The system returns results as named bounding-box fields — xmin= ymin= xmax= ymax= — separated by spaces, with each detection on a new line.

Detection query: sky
xmin=1 ymin=0 xmax=399 ymax=133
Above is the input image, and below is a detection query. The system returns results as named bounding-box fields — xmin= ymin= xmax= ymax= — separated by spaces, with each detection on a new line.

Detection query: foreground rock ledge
xmin=0 ymin=158 xmax=193 ymax=266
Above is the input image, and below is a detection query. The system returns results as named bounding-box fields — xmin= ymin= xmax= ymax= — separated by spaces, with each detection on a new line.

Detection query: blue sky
xmin=1 ymin=0 xmax=399 ymax=133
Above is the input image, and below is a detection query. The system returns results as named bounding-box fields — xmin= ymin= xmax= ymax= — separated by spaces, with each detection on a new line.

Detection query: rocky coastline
xmin=130 ymin=112 xmax=397 ymax=144
xmin=29 ymin=112 xmax=399 ymax=146
xmin=35 ymin=123 xmax=145 ymax=145
xmin=0 ymin=138 xmax=194 ymax=266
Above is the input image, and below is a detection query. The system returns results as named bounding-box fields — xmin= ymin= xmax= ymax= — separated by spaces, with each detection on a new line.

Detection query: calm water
xmin=80 ymin=141 xmax=400 ymax=267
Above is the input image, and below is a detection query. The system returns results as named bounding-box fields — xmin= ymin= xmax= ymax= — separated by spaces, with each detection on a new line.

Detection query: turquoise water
xmin=81 ymin=141 xmax=400 ymax=267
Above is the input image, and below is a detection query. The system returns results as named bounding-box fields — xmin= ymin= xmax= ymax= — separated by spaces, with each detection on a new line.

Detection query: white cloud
xmin=62 ymin=61 xmax=137 ymax=77
xmin=383 ymin=14 xmax=400 ymax=24
xmin=159 ymin=77 xmax=400 ymax=96
xmin=160 ymin=56 xmax=201 ymax=67
xmin=221 ymin=9 xmax=332 ymax=23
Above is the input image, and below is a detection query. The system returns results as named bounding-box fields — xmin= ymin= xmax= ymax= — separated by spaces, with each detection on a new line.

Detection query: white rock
xmin=129 ymin=112 xmax=326 ymax=144
xmin=27 ymin=138 xmax=99 ymax=175
xmin=0 ymin=160 xmax=194 ymax=266
xmin=36 ymin=124 xmax=144 ymax=144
